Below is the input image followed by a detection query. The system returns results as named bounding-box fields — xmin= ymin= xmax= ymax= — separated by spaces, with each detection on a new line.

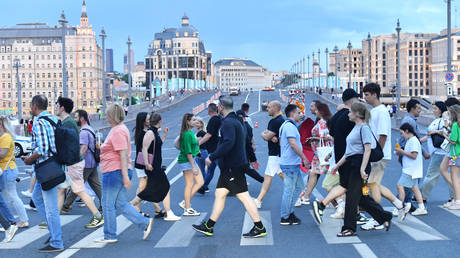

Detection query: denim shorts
xmin=179 ymin=161 xmax=197 ymax=172
xmin=397 ymin=173 xmax=419 ymax=188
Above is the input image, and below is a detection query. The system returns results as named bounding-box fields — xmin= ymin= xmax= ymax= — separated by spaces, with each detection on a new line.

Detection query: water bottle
xmin=362 ymin=180 xmax=369 ymax=196
xmin=96 ymin=131 xmax=103 ymax=148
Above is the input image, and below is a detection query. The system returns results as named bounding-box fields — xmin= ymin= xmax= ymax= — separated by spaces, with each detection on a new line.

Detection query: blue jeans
xmin=202 ymin=158 xmax=218 ymax=190
xmin=32 ymin=182 xmax=63 ymax=249
xmin=195 ymin=149 xmax=208 ymax=179
xmin=421 ymin=153 xmax=454 ymax=199
xmin=102 ymin=170 xmax=149 ymax=240
xmin=0 ymin=194 xmax=16 ymax=224
xmin=0 ymin=168 xmax=29 ymax=222
xmin=280 ymin=165 xmax=304 ymax=219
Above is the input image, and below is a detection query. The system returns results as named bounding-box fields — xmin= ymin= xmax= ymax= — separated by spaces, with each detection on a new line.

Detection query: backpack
xmin=81 ymin=128 xmax=101 ymax=163
xmin=39 ymin=116 xmax=80 ymax=166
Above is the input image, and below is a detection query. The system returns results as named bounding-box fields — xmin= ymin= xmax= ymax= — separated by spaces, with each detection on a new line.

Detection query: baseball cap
xmin=342 ymin=89 xmax=360 ymax=102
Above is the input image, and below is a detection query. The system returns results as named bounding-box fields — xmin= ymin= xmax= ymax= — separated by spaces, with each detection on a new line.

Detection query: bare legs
xmin=183 ymin=170 xmax=204 ymax=209
xmin=209 ymin=188 xmax=261 ymax=223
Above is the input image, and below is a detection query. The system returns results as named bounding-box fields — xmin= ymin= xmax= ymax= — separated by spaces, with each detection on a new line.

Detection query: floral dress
xmin=309 ymin=119 xmax=332 ymax=174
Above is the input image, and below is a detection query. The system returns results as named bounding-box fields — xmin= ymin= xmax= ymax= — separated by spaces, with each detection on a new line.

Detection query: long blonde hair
xmin=449 ymin=104 xmax=460 ymax=126
xmin=0 ymin=116 xmax=16 ymax=139
xmin=350 ymin=102 xmax=371 ymax=123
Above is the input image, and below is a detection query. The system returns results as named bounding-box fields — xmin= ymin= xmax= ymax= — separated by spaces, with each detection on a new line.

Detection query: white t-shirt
xmin=402 ymin=136 xmax=423 ymax=179
xmin=370 ymin=104 xmax=392 ymax=160
xmin=426 ymin=117 xmax=448 ymax=156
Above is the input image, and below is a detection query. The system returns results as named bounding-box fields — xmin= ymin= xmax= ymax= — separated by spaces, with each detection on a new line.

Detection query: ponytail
xmin=400 ymin=123 xmax=418 ymax=140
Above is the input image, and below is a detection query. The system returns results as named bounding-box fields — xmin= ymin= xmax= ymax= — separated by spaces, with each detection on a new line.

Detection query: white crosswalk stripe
xmin=240 ymin=210 xmax=273 ymax=246
xmin=439 ymin=205 xmax=460 ymax=218
xmin=155 ymin=213 xmax=207 ymax=248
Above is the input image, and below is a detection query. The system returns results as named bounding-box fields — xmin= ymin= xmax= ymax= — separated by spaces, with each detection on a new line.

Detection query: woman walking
xmin=140 ymin=113 xmax=180 ymax=221
xmin=0 ymin=116 xmax=29 ymax=228
xmin=94 ymin=103 xmax=153 ymax=243
xmin=446 ymin=105 xmax=460 ymax=210
xmin=177 ymin=113 xmax=204 ymax=216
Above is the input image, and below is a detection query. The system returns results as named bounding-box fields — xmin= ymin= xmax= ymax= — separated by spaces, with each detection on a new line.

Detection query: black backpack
xmin=39 ymin=116 xmax=80 ymax=166
xmin=81 ymin=128 xmax=101 ymax=163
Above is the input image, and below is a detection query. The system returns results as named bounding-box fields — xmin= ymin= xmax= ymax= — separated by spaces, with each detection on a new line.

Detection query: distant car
xmin=14 ymin=136 xmax=32 ymax=157
xmin=263 ymin=87 xmax=275 ymax=91
xmin=229 ymin=87 xmax=240 ymax=96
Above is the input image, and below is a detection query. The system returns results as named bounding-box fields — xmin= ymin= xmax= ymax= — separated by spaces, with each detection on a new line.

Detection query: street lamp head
xmin=367 ymin=32 xmax=371 ymax=40
xmin=396 ymin=19 xmax=401 ymax=33
xmin=59 ymin=11 xmax=67 ymax=24
xmin=127 ymin=36 xmax=132 ymax=45
xmin=100 ymin=28 xmax=106 ymax=38
xmin=347 ymin=41 xmax=352 ymax=49
xmin=325 ymin=48 xmax=329 ymax=53
xmin=333 ymin=45 xmax=339 ymax=53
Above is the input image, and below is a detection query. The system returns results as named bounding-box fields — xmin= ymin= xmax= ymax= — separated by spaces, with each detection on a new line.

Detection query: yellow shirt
xmin=0 ymin=133 xmax=17 ymax=170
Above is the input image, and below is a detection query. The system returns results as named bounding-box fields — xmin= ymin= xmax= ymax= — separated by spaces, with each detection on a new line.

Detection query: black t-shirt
xmin=206 ymin=115 xmax=222 ymax=153
xmin=329 ymin=108 xmax=354 ymax=161
xmin=196 ymin=130 xmax=207 ymax=150
xmin=267 ymin=114 xmax=285 ymax=156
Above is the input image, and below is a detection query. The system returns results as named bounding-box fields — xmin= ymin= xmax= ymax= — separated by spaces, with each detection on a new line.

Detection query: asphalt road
xmin=1 ymin=90 xmax=460 ymax=258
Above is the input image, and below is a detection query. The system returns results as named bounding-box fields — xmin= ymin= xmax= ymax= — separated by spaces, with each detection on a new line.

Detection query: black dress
xmin=137 ymin=127 xmax=170 ymax=203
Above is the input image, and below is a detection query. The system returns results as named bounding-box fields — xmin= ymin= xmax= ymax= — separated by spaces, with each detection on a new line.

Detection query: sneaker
xmin=294 ymin=198 xmax=302 ymax=207
xmin=183 ymin=208 xmax=200 ymax=216
xmin=447 ymin=203 xmax=460 ymax=210
xmin=39 ymin=244 xmax=64 ymax=253
xmin=411 ymin=208 xmax=428 ymax=216
xmin=399 ymin=204 xmax=411 ymax=222
xmin=443 ymin=200 xmax=454 ymax=208
xmin=38 ymin=222 xmax=47 ymax=229
xmin=143 ymin=218 xmax=154 ymax=240
xmin=197 ymin=189 xmax=205 ymax=195
xmin=360 ymin=219 xmax=383 ymax=231
xmin=93 ymin=238 xmax=118 ymax=243
xmin=17 ymin=222 xmax=29 ymax=228
xmin=0 ymin=227 xmax=4 ymax=232
xmin=280 ymin=217 xmax=290 ymax=225
xmin=242 ymin=225 xmax=267 ymax=238
xmin=356 ymin=213 xmax=369 ymax=225
xmin=253 ymin=198 xmax=262 ymax=209
xmin=3 ymin=224 xmax=18 ymax=243
xmin=61 ymin=206 xmax=72 ymax=214
xmin=178 ymin=200 xmax=185 ymax=209
xmin=154 ymin=210 xmax=166 ymax=218
xmin=205 ymin=189 xmax=210 ymax=193
xmin=24 ymin=204 xmax=37 ymax=211
xmin=164 ymin=211 xmax=181 ymax=221
xmin=330 ymin=206 xmax=344 ymax=219
xmin=312 ymin=200 xmax=325 ymax=224
xmin=85 ymin=215 xmax=104 ymax=229
xmin=21 ymin=190 xmax=32 ymax=198
xmin=289 ymin=213 xmax=301 ymax=225
xmin=300 ymin=196 xmax=310 ymax=205
xmin=192 ymin=221 xmax=213 ymax=236
xmin=392 ymin=207 xmax=399 ymax=217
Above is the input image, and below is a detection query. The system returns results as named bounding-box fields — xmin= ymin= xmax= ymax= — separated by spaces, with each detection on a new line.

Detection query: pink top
xmin=100 ymin=123 xmax=132 ymax=173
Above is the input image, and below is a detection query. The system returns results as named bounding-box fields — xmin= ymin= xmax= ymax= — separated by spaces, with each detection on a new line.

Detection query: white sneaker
xmin=443 ymin=200 xmax=453 ymax=208
xmin=143 ymin=218 xmax=154 ymax=240
xmin=3 ymin=224 xmax=18 ymax=243
xmin=300 ymin=196 xmax=310 ymax=205
xmin=392 ymin=207 xmax=399 ymax=217
xmin=0 ymin=227 xmax=4 ymax=232
xmin=178 ymin=200 xmax=185 ymax=209
xmin=93 ymin=238 xmax=118 ymax=243
xmin=330 ymin=206 xmax=344 ymax=219
xmin=411 ymin=208 xmax=428 ymax=216
xmin=24 ymin=204 xmax=37 ymax=211
xmin=21 ymin=191 xmax=32 ymax=198
xmin=164 ymin=211 xmax=181 ymax=221
xmin=294 ymin=198 xmax=302 ymax=207
xmin=183 ymin=208 xmax=200 ymax=216
xmin=253 ymin=198 xmax=261 ymax=209
xmin=360 ymin=219 xmax=383 ymax=230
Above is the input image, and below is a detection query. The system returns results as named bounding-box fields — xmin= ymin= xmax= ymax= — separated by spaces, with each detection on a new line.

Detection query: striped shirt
xmin=32 ymin=111 xmax=58 ymax=164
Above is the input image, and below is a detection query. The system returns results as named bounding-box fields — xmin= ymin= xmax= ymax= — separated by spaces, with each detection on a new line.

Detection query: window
xmin=426 ymin=89 xmax=430 ymax=95
xmin=415 ymin=89 xmax=418 ymax=95
xmin=414 ymin=42 xmax=418 ymax=48
xmin=409 ymin=73 xmax=412 ymax=79
xmin=409 ymin=50 xmax=412 ymax=56
xmin=420 ymin=73 xmax=423 ymax=79
xmin=409 ymin=65 xmax=412 ymax=71
xmin=409 ymin=81 xmax=412 ymax=87
xmin=409 ymin=89 xmax=412 ymax=95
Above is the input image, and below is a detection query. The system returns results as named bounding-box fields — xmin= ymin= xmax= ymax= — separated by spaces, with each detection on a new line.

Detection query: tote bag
xmin=316 ymin=137 xmax=333 ymax=166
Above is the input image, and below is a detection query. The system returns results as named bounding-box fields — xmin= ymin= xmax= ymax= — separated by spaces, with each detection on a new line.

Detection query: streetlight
xmin=333 ymin=45 xmax=339 ymax=90
xmin=100 ymin=28 xmax=107 ymax=114
xmin=447 ymin=0 xmax=453 ymax=97
xmin=325 ymin=48 xmax=329 ymax=89
xmin=396 ymin=19 xmax=401 ymax=113
xmin=127 ymin=36 xmax=132 ymax=106
xmin=318 ymin=49 xmax=321 ymax=88
xmin=367 ymin=32 xmax=372 ymax=83
xmin=13 ymin=58 xmax=22 ymax=120
xmin=347 ymin=41 xmax=352 ymax=89
xmin=312 ymin=52 xmax=315 ymax=90
xmin=307 ymin=54 xmax=310 ymax=90
xmin=59 ymin=11 xmax=68 ymax=98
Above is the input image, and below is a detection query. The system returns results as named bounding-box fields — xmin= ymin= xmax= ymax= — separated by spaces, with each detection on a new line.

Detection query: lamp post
xmin=396 ymin=19 xmax=401 ymax=113
xmin=312 ymin=52 xmax=315 ymax=90
xmin=59 ymin=11 xmax=68 ymax=98
xmin=325 ymin=48 xmax=329 ymax=89
xmin=127 ymin=36 xmax=132 ymax=106
xmin=347 ymin=41 xmax=352 ymax=89
xmin=447 ymin=0 xmax=453 ymax=97
xmin=318 ymin=49 xmax=321 ymax=88
xmin=100 ymin=28 xmax=107 ymax=114
xmin=13 ymin=58 xmax=22 ymax=120
xmin=367 ymin=32 xmax=372 ymax=83
xmin=307 ymin=54 xmax=310 ymax=90
xmin=333 ymin=46 xmax=339 ymax=90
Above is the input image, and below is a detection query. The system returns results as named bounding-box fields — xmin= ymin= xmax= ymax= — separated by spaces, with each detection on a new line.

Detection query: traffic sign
xmin=446 ymin=72 xmax=454 ymax=82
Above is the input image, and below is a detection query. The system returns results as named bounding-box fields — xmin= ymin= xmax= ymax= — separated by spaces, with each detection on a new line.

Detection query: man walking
xmin=254 ymin=101 xmax=285 ymax=208
xmin=22 ymin=95 xmax=63 ymax=252
xmin=279 ymin=104 xmax=309 ymax=225
xmin=192 ymin=96 xmax=267 ymax=238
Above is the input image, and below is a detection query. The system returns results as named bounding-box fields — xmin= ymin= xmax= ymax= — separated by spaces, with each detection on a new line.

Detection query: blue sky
xmin=0 ymin=0 xmax=452 ymax=72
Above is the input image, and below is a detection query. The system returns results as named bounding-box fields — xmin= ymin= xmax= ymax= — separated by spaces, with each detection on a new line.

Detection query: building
xmin=123 ymin=49 xmax=134 ymax=74
xmin=106 ymin=48 xmax=113 ymax=73
xmin=329 ymin=48 xmax=366 ymax=91
xmin=271 ymin=70 xmax=287 ymax=86
xmin=145 ymin=14 xmax=212 ymax=97
xmin=0 ymin=1 xmax=103 ymax=116
xmin=132 ymin=62 xmax=146 ymax=87
xmin=214 ymin=58 xmax=271 ymax=90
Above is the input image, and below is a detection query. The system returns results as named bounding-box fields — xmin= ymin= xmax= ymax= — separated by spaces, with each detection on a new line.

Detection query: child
xmin=396 ymin=123 xmax=428 ymax=219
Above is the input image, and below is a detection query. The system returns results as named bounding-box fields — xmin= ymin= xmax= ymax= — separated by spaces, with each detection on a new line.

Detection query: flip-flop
xmin=337 ymin=229 xmax=357 ymax=237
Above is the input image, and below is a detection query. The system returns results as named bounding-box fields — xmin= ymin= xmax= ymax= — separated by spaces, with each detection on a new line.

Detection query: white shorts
xmin=136 ymin=168 xmax=147 ymax=178
xmin=264 ymin=156 xmax=281 ymax=177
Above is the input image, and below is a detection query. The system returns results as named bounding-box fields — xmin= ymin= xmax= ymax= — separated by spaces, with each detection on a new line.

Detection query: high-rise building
xmin=106 ymin=48 xmax=113 ymax=73
xmin=0 ymin=1 xmax=103 ymax=116
xmin=123 ymin=49 xmax=134 ymax=74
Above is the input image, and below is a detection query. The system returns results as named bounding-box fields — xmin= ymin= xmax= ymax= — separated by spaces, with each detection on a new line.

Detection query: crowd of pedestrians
xmin=1 ymin=84 xmax=460 ymax=251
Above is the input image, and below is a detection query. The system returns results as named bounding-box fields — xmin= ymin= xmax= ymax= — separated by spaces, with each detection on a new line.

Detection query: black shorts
xmin=216 ymin=165 xmax=248 ymax=194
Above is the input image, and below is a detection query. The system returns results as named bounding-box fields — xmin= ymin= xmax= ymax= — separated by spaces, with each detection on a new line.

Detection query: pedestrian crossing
xmin=0 ymin=205 xmax=459 ymax=257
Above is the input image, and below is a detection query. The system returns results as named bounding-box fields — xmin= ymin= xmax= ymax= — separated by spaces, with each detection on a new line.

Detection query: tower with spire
xmin=78 ymin=1 xmax=93 ymax=35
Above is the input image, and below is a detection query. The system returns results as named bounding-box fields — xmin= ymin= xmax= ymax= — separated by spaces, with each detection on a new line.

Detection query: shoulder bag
xmin=360 ymin=125 xmax=384 ymax=162
xmin=431 ymin=119 xmax=445 ymax=148
xmin=135 ymin=129 xmax=154 ymax=166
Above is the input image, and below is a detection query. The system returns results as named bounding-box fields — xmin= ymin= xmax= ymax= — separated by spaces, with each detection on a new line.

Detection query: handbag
xmin=360 ymin=125 xmax=384 ymax=162
xmin=431 ymin=119 xmax=445 ymax=148
xmin=135 ymin=152 xmax=153 ymax=166
xmin=441 ymin=139 xmax=451 ymax=152
xmin=316 ymin=137 xmax=333 ymax=166
xmin=0 ymin=151 xmax=14 ymax=177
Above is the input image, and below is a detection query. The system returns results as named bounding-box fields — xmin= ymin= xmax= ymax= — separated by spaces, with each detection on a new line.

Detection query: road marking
xmin=165 ymin=158 xmax=178 ymax=175
xmin=353 ymin=243 xmax=378 ymax=258
xmin=439 ymin=205 xmax=460 ymax=218
xmin=155 ymin=213 xmax=207 ymax=248
xmin=55 ymin=248 xmax=80 ymax=258
xmin=244 ymin=92 xmax=251 ymax=103
xmin=169 ymin=171 xmax=183 ymax=185
xmin=17 ymin=176 xmax=30 ymax=181
xmin=384 ymin=207 xmax=448 ymax=241
xmin=240 ymin=210 xmax=273 ymax=246
xmin=258 ymin=90 xmax=261 ymax=112
xmin=308 ymin=210 xmax=362 ymax=244
xmin=71 ymin=216 xmax=133 ymax=248
xmin=0 ymin=215 xmax=81 ymax=249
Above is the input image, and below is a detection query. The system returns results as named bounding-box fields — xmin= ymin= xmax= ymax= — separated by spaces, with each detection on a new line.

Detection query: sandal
xmin=384 ymin=220 xmax=391 ymax=232
xmin=155 ymin=210 xmax=166 ymax=218
xmin=140 ymin=211 xmax=150 ymax=218
xmin=337 ymin=229 xmax=356 ymax=237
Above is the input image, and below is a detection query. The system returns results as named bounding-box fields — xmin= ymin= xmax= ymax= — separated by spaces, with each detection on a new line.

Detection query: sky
xmin=0 ymin=0 xmax=453 ymax=72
